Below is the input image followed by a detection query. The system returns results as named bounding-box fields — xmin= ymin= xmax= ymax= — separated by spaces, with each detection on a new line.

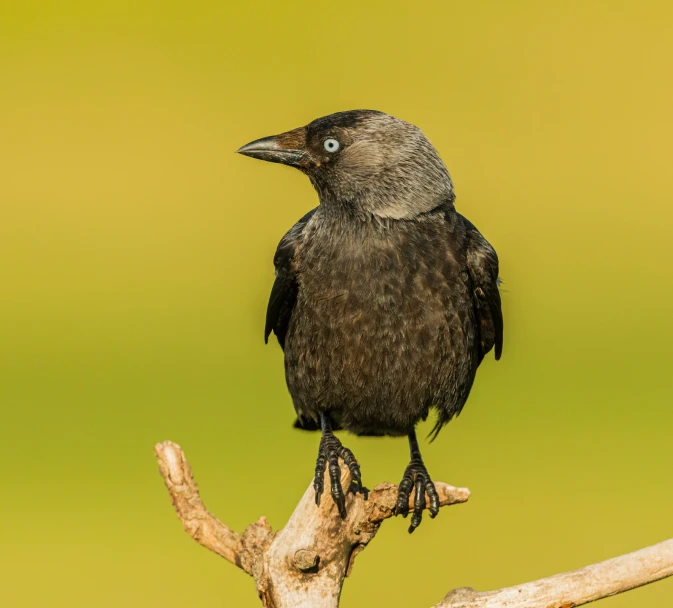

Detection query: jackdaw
xmin=237 ymin=110 xmax=503 ymax=532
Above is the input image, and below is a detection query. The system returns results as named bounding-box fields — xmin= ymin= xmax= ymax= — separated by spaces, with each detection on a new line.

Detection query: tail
xmin=293 ymin=417 xmax=322 ymax=431
xmin=427 ymin=417 xmax=446 ymax=442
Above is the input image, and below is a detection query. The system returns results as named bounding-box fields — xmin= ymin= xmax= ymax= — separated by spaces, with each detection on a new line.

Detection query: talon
xmin=312 ymin=418 xmax=365 ymax=519
xmin=395 ymin=450 xmax=439 ymax=532
xmin=409 ymin=474 xmax=426 ymax=532
xmin=328 ymin=447 xmax=347 ymax=518
xmin=427 ymin=479 xmax=440 ymax=518
xmin=395 ymin=467 xmax=414 ymax=516
xmin=339 ymin=445 xmax=367 ymax=498
xmin=314 ymin=450 xmax=327 ymax=506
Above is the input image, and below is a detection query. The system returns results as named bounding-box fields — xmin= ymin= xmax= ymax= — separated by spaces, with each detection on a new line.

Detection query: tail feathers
xmin=292 ymin=416 xmax=322 ymax=431
xmin=427 ymin=407 xmax=464 ymax=442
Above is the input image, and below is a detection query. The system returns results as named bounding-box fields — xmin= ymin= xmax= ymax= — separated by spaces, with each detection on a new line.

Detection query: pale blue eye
xmin=323 ymin=138 xmax=340 ymax=152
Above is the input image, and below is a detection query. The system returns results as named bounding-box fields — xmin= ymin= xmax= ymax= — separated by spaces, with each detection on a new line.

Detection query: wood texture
xmin=156 ymin=441 xmax=672 ymax=607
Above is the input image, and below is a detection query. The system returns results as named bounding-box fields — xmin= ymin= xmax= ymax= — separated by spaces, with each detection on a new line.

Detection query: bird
xmin=237 ymin=110 xmax=503 ymax=532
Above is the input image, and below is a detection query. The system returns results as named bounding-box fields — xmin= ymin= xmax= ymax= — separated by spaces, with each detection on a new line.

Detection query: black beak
xmin=236 ymin=126 xmax=307 ymax=167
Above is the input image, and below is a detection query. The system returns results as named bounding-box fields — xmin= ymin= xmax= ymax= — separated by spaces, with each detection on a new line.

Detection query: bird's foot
xmin=313 ymin=431 xmax=368 ymax=519
xmin=395 ymin=458 xmax=440 ymax=533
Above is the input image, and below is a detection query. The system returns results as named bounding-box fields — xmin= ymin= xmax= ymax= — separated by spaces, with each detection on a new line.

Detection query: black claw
xmin=395 ymin=468 xmax=414 ymax=517
xmin=395 ymin=458 xmax=439 ymax=533
xmin=328 ymin=447 xmax=347 ymax=518
xmin=427 ymin=479 xmax=440 ymax=518
xmin=410 ymin=474 xmax=426 ymax=531
xmin=314 ymin=449 xmax=327 ymax=506
xmin=313 ymin=427 xmax=365 ymax=519
xmin=339 ymin=445 xmax=363 ymax=495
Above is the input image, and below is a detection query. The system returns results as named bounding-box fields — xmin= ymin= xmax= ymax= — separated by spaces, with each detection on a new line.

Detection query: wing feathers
xmin=265 ymin=208 xmax=316 ymax=349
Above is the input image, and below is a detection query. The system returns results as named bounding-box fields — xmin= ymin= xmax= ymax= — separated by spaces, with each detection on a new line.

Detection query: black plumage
xmin=238 ymin=110 xmax=503 ymax=531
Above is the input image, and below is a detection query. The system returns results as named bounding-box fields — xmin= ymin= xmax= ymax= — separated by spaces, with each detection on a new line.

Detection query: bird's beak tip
xmin=236 ymin=134 xmax=305 ymax=166
xmin=236 ymin=137 xmax=276 ymax=158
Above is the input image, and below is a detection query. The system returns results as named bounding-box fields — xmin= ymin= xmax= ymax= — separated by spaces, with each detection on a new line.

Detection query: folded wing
xmin=462 ymin=216 xmax=503 ymax=362
xmin=265 ymin=209 xmax=316 ymax=349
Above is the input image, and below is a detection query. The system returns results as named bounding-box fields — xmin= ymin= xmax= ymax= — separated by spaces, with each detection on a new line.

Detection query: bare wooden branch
xmin=436 ymin=539 xmax=673 ymax=608
xmin=155 ymin=440 xmax=468 ymax=606
xmin=155 ymin=440 xmax=673 ymax=608
xmin=154 ymin=441 xmax=243 ymax=566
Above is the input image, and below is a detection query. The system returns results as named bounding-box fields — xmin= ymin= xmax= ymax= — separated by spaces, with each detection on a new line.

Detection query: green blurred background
xmin=2 ymin=1 xmax=672 ymax=606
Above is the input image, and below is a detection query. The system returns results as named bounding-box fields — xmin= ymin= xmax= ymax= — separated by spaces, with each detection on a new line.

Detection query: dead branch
xmin=155 ymin=441 xmax=242 ymax=566
xmin=436 ymin=539 xmax=673 ymax=608
xmin=155 ymin=440 xmax=673 ymax=607
xmin=155 ymin=440 xmax=468 ymax=607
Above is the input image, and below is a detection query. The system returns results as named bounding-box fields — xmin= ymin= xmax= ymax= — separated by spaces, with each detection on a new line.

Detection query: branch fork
xmin=156 ymin=440 xmax=468 ymax=607
xmin=155 ymin=440 xmax=673 ymax=607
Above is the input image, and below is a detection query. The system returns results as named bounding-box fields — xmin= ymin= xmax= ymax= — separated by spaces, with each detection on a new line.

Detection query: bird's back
xmin=283 ymin=205 xmax=480 ymax=436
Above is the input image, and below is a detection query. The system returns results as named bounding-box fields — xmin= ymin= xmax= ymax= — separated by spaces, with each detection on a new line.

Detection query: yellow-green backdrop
xmin=2 ymin=1 xmax=672 ymax=606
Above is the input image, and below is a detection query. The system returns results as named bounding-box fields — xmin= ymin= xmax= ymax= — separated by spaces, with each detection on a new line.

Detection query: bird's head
xmin=237 ymin=110 xmax=454 ymax=219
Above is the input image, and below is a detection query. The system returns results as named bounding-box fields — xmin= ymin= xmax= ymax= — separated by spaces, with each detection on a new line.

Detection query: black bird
xmin=237 ymin=110 xmax=503 ymax=532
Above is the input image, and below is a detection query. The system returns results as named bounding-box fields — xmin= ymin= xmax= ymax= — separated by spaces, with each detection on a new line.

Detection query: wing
xmin=461 ymin=216 xmax=503 ymax=362
xmin=265 ymin=208 xmax=316 ymax=349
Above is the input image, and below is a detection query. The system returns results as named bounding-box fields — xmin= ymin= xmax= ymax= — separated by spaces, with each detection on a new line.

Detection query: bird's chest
xmin=290 ymin=221 xmax=468 ymax=345
xmin=283 ymin=217 xmax=476 ymax=431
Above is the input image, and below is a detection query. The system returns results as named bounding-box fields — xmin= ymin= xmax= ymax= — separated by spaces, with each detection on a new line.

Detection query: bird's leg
xmin=395 ymin=428 xmax=440 ymax=533
xmin=313 ymin=412 xmax=367 ymax=519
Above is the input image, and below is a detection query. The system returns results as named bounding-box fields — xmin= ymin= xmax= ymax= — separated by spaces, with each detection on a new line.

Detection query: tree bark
xmin=155 ymin=440 xmax=672 ymax=607
xmin=155 ymin=440 xmax=468 ymax=607
xmin=437 ymin=539 xmax=673 ymax=608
